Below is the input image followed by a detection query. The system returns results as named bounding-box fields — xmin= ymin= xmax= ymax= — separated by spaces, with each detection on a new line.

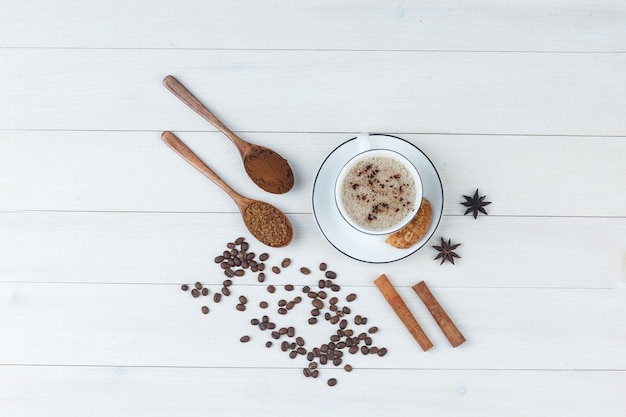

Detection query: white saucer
xmin=312 ymin=134 xmax=444 ymax=263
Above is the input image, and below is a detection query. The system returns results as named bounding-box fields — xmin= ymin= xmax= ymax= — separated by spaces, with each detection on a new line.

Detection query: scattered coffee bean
xmin=286 ymin=301 xmax=295 ymax=310
xmin=236 ymin=304 xmax=246 ymax=311
xmin=333 ymin=357 xmax=342 ymax=366
xmin=289 ymin=350 xmax=298 ymax=359
xmin=342 ymin=306 xmax=351 ymax=314
xmin=318 ymin=279 xmax=326 ymax=288
xmin=368 ymin=326 xmax=378 ymax=334
xmin=307 ymin=291 xmax=318 ymax=299
xmin=267 ymin=285 xmax=276 ymax=293
xmin=251 ymin=318 xmax=260 ymax=325
xmin=281 ymin=341 xmax=289 ymax=351
xmin=202 ymin=288 xmax=209 ymax=296
xmin=191 ymin=289 xmax=199 ymax=298
xmin=201 ymin=306 xmax=209 ymax=314
xmin=278 ymin=308 xmax=287 ymax=315
xmin=318 ymin=291 xmax=327 ymax=299
xmin=240 ymin=335 xmax=250 ymax=343
xmin=327 ymin=378 xmax=337 ymax=387
xmin=272 ymin=266 xmax=281 ymax=274
xmin=271 ymin=331 xmax=280 ymax=339
xmin=214 ymin=256 xmax=225 ymax=263
xmin=241 ymin=242 xmax=249 ymax=251
xmin=296 ymin=336 xmax=305 ymax=346
xmin=344 ymin=364 xmax=353 ymax=372
xmin=354 ymin=315 xmax=362 ymax=325
xmin=224 ymin=269 xmax=235 ymax=278
xmin=300 ymin=267 xmax=311 ymax=275
xmin=302 ymin=285 xmax=310 ymax=293
xmin=319 ymin=262 xmax=327 ymax=271
xmin=278 ymin=299 xmax=287 ymax=307
xmin=257 ymin=272 xmax=266 ymax=283
xmin=281 ymin=258 xmax=291 ymax=268
xmin=265 ymin=341 xmax=272 ymax=348
xmin=258 ymin=263 xmax=265 ymax=271
xmin=259 ymin=253 xmax=269 ymax=261
xmin=378 ymin=348 xmax=388 ymax=357
xmin=312 ymin=299 xmax=324 ymax=309
xmin=294 ymin=296 xmax=302 ymax=304
xmin=329 ymin=305 xmax=338 ymax=312
xmin=223 ymin=250 xmax=231 ymax=259
xmin=329 ymin=297 xmax=338 ymax=305
xmin=287 ymin=327 xmax=295 ymax=337
xmin=181 ymin=284 xmax=189 ymax=291
xmin=234 ymin=269 xmax=245 ymax=277
xmin=239 ymin=295 xmax=248 ymax=304
xmin=213 ymin=293 xmax=221 ymax=303
xmin=331 ymin=284 xmax=341 ymax=292
xmin=221 ymin=287 xmax=230 ymax=296
xmin=346 ymin=293 xmax=357 ymax=302
xmin=308 ymin=317 xmax=317 ymax=324
xmin=361 ymin=346 xmax=369 ymax=354
xmin=259 ymin=301 xmax=268 ymax=309
xmin=325 ymin=271 xmax=337 ymax=279
xmin=369 ymin=347 xmax=379 ymax=355
xmin=349 ymin=345 xmax=359 ymax=354
xmin=223 ymin=279 xmax=232 ymax=287
xmin=284 ymin=284 xmax=294 ymax=291
xmin=361 ymin=317 xmax=368 ymax=325
xmin=220 ymin=261 xmax=229 ymax=270
xmin=311 ymin=309 xmax=320 ymax=316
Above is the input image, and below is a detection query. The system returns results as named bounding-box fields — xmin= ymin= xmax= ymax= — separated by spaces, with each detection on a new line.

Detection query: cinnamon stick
xmin=412 ymin=281 xmax=466 ymax=348
xmin=374 ymin=274 xmax=433 ymax=351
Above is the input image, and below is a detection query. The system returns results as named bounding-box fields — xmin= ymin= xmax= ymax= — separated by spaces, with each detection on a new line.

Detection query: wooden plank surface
xmin=1 ymin=49 xmax=625 ymax=136
xmin=1 ymin=1 xmax=625 ymax=416
xmin=2 ymin=0 xmax=625 ymax=52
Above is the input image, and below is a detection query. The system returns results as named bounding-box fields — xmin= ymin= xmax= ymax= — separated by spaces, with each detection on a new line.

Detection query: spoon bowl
xmin=163 ymin=75 xmax=294 ymax=194
xmin=162 ymin=131 xmax=293 ymax=247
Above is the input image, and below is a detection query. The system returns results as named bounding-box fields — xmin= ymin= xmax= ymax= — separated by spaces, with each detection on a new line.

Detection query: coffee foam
xmin=339 ymin=155 xmax=416 ymax=230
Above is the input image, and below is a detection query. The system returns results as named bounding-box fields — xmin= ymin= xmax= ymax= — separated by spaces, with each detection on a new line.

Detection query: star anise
xmin=461 ymin=189 xmax=491 ymax=219
xmin=433 ymin=237 xmax=461 ymax=265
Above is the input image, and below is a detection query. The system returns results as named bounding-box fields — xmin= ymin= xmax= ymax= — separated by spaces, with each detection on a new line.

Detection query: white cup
xmin=334 ymin=134 xmax=423 ymax=235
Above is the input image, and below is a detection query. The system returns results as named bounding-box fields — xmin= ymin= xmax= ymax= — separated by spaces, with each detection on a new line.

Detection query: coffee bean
xmin=241 ymin=260 xmax=249 ymax=269
xmin=319 ymin=262 xmax=327 ymax=271
xmin=365 ymin=337 xmax=372 ymax=345
xmin=194 ymin=283 xmax=202 ymax=291
xmin=286 ymin=301 xmax=295 ymax=310
xmin=378 ymin=347 xmax=387 ymax=357
xmin=320 ymin=354 xmax=328 ymax=365
xmin=267 ymin=322 xmax=276 ymax=330
xmin=327 ymin=378 xmax=337 ymax=387
xmin=257 ymin=272 xmax=265 ymax=282
xmin=281 ymin=258 xmax=291 ymax=268
xmin=325 ymin=279 xmax=333 ymax=287
xmin=258 ymin=263 xmax=265 ymax=271
xmin=201 ymin=306 xmax=209 ymax=314
xmin=312 ymin=370 xmax=319 ymax=378
xmin=333 ymin=357 xmax=342 ymax=366
xmin=220 ymin=261 xmax=229 ymax=270
xmin=349 ymin=345 xmax=359 ymax=354
xmin=330 ymin=335 xmax=340 ymax=342
xmin=230 ymin=248 xmax=238 ymax=257
xmin=354 ymin=315 xmax=362 ymax=325
xmin=272 ymin=266 xmax=281 ymax=274
xmin=307 ymin=291 xmax=318 ymax=299
xmin=324 ymin=312 xmax=331 ymax=320
xmin=308 ymin=317 xmax=317 ymax=325
xmin=284 ymin=284 xmax=294 ymax=291
xmin=227 ymin=258 xmax=235 ymax=267
xmin=294 ymin=296 xmax=302 ymax=303
xmin=267 ymin=285 xmax=276 ymax=293
xmin=296 ymin=337 xmax=305 ymax=346
xmin=241 ymin=241 xmax=249 ymax=251
xmin=325 ymin=271 xmax=337 ymax=279
xmin=287 ymin=327 xmax=295 ymax=337
xmin=221 ymin=287 xmax=230 ymax=296
xmin=240 ymin=335 xmax=250 ymax=343
xmin=336 ymin=341 xmax=346 ymax=349
xmin=259 ymin=253 xmax=269 ymax=261
xmin=259 ymin=301 xmax=268 ymax=308
xmin=223 ymin=250 xmax=231 ymax=259
xmin=368 ymin=326 xmax=378 ymax=334
xmin=344 ymin=329 xmax=353 ymax=337
xmin=251 ymin=318 xmax=260 ymax=325
xmin=302 ymin=285 xmax=310 ymax=293
xmin=265 ymin=341 xmax=272 ymax=348
xmin=369 ymin=346 xmax=379 ymax=355
xmin=318 ymin=291 xmax=327 ymax=300
xmin=329 ymin=305 xmax=338 ymax=312
xmin=329 ymin=297 xmax=338 ymax=305
xmin=309 ymin=361 xmax=318 ymax=369
xmin=278 ymin=308 xmax=287 ymax=315
xmin=214 ymin=256 xmax=225 ymax=263
xmin=361 ymin=346 xmax=369 ymax=355
xmin=300 ymin=267 xmax=311 ymax=275
xmin=358 ymin=332 xmax=367 ymax=340
xmin=318 ymin=279 xmax=326 ymax=288
xmin=236 ymin=303 xmax=246 ymax=311
xmin=330 ymin=316 xmax=339 ymax=324
xmin=234 ymin=269 xmax=245 ymax=277
xmin=181 ymin=284 xmax=189 ymax=291
xmin=290 ymin=342 xmax=297 ymax=350
xmin=262 ymin=315 xmax=270 ymax=323
xmin=311 ymin=309 xmax=320 ymax=316
xmin=239 ymin=295 xmax=248 ymax=304
xmin=202 ymin=288 xmax=209 ymax=296
xmin=281 ymin=341 xmax=289 ymax=351
xmin=331 ymin=284 xmax=341 ymax=292
xmin=344 ymin=364 xmax=353 ymax=372
xmin=361 ymin=317 xmax=368 ymax=325
xmin=191 ymin=289 xmax=200 ymax=298
xmin=312 ymin=299 xmax=324 ymax=309
xmin=271 ymin=331 xmax=280 ymax=339
xmin=234 ymin=237 xmax=245 ymax=245
xmin=313 ymin=347 xmax=320 ymax=357
xmin=233 ymin=257 xmax=241 ymax=266
xmin=277 ymin=299 xmax=286 ymax=307
xmin=303 ymin=368 xmax=311 ymax=377
xmin=224 ymin=269 xmax=235 ymax=278
xmin=251 ymin=264 xmax=259 ymax=273
xmin=223 ymin=279 xmax=232 ymax=287
xmin=346 ymin=293 xmax=357 ymax=302
xmin=213 ymin=293 xmax=221 ymax=303
xmin=289 ymin=350 xmax=297 ymax=359
xmin=336 ymin=311 xmax=344 ymax=318
xmin=342 ymin=306 xmax=350 ymax=314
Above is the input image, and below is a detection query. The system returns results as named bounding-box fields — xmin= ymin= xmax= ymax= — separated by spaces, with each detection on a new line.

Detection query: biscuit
xmin=385 ymin=198 xmax=432 ymax=249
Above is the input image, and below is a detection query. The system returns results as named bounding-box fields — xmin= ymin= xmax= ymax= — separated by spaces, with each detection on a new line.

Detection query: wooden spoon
xmin=163 ymin=75 xmax=294 ymax=194
xmin=162 ymin=131 xmax=293 ymax=247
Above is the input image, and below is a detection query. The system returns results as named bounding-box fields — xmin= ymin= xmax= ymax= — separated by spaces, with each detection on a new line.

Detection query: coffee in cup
xmin=335 ymin=148 xmax=422 ymax=235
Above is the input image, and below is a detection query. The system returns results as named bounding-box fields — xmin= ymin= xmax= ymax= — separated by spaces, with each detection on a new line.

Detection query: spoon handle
xmin=161 ymin=131 xmax=249 ymax=209
xmin=163 ymin=75 xmax=252 ymax=156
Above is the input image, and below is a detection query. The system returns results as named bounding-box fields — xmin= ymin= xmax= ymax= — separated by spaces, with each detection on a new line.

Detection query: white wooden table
xmin=1 ymin=1 xmax=625 ymax=416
